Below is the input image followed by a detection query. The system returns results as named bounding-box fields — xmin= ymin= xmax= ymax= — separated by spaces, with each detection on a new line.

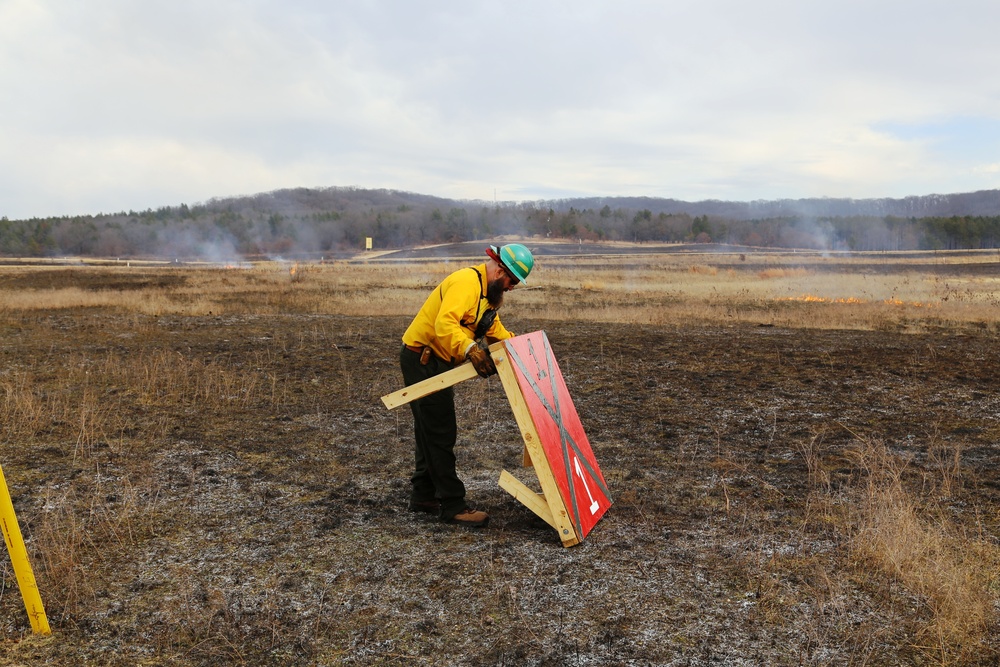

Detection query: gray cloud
xmin=2 ymin=0 xmax=999 ymax=218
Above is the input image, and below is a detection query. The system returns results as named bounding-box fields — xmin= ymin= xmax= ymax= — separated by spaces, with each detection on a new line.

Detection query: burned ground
xmin=1 ymin=301 xmax=999 ymax=665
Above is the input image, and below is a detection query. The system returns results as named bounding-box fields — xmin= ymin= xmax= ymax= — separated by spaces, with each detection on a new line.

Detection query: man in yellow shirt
xmin=400 ymin=243 xmax=534 ymax=527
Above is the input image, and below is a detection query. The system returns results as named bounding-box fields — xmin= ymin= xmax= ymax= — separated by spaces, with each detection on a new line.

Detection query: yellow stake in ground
xmin=0 ymin=463 xmax=50 ymax=635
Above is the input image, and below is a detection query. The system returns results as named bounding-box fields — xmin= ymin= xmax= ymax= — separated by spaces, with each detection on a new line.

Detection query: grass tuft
xmin=846 ymin=435 xmax=1000 ymax=662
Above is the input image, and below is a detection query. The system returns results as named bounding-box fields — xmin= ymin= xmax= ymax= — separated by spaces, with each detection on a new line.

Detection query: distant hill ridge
xmin=205 ymin=186 xmax=1000 ymax=220
xmin=539 ymin=189 xmax=1000 ymax=219
xmin=5 ymin=185 xmax=1000 ymax=258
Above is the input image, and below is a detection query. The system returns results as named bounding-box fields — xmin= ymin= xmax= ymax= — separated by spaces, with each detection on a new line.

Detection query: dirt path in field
xmin=2 ymin=308 xmax=999 ymax=665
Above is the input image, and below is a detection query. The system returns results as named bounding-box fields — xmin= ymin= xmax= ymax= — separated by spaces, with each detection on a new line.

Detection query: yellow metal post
xmin=0 ymin=463 xmax=50 ymax=635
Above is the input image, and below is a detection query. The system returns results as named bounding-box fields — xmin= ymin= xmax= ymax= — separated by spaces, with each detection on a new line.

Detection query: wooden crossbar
xmin=381 ymin=362 xmax=478 ymax=409
xmin=381 ymin=342 xmax=506 ymax=410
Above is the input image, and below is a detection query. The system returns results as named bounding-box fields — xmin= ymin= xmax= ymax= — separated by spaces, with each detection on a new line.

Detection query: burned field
xmin=1 ymin=263 xmax=1000 ymax=665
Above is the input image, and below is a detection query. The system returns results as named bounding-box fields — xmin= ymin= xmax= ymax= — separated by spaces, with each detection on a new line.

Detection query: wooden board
xmin=381 ymin=362 xmax=479 ymax=409
xmin=381 ymin=341 xmax=506 ymax=410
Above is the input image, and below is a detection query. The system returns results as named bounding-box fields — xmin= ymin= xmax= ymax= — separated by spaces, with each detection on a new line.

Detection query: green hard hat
xmin=498 ymin=243 xmax=534 ymax=284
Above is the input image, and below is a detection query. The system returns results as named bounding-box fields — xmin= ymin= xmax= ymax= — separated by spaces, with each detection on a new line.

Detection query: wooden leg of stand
xmin=498 ymin=470 xmax=554 ymax=529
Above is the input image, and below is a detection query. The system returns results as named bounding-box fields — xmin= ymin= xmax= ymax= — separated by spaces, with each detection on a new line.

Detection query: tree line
xmin=3 ymin=187 xmax=1000 ymax=259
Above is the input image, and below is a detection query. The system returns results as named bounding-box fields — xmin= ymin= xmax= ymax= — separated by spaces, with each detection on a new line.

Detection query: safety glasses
xmin=500 ymin=264 xmax=520 ymax=286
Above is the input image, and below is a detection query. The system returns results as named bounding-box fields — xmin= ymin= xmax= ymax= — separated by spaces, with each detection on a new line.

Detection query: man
xmin=399 ymin=243 xmax=535 ymax=527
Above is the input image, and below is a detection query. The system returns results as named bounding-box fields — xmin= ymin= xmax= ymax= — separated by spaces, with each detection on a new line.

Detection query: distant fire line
xmin=776 ymin=295 xmax=937 ymax=307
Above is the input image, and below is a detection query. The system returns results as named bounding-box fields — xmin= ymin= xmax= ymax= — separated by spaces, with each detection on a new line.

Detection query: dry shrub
xmin=846 ymin=436 xmax=1000 ymax=661
xmin=926 ymin=438 xmax=964 ymax=499
xmin=1 ymin=372 xmax=50 ymax=440
xmin=688 ymin=264 xmax=718 ymax=275
xmin=1 ymin=364 xmax=130 ymax=453
xmin=97 ymin=349 xmax=267 ymax=409
xmin=794 ymin=429 xmax=831 ymax=491
xmin=758 ymin=267 xmax=811 ymax=279
xmin=33 ymin=487 xmax=94 ymax=619
xmin=34 ymin=469 xmax=162 ymax=620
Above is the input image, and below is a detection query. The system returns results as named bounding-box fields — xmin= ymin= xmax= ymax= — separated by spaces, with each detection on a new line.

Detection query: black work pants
xmin=399 ymin=346 xmax=466 ymax=519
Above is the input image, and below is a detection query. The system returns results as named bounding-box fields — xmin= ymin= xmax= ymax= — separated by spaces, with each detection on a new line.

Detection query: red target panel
xmin=504 ymin=331 xmax=612 ymax=539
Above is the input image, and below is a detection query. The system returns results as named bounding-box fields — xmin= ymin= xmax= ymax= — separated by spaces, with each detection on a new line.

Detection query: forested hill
xmin=558 ymin=188 xmax=1000 ymax=219
xmin=3 ymin=186 xmax=1000 ymax=259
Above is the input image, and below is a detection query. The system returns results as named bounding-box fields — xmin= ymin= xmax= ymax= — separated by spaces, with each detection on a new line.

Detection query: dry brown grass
xmin=843 ymin=434 xmax=1000 ymax=664
xmin=688 ymin=263 xmax=718 ymax=275
xmin=757 ymin=267 xmax=812 ymax=279
xmin=1 ymin=250 xmax=999 ymax=665
xmin=2 ymin=250 xmax=998 ymax=333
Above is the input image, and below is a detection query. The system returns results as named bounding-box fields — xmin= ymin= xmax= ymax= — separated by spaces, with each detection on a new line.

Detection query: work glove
xmin=466 ymin=340 xmax=497 ymax=378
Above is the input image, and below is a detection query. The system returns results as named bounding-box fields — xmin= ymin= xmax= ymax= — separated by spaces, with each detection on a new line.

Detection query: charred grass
xmin=1 ymin=253 xmax=1000 ymax=665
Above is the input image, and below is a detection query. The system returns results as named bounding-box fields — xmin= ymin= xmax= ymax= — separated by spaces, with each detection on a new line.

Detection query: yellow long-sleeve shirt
xmin=402 ymin=263 xmax=514 ymax=364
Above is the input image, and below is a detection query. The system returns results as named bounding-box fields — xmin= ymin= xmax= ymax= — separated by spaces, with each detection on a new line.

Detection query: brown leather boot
xmin=445 ymin=507 xmax=489 ymax=527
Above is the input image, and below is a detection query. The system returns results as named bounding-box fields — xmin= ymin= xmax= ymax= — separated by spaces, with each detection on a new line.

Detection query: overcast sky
xmin=2 ymin=0 xmax=999 ymax=219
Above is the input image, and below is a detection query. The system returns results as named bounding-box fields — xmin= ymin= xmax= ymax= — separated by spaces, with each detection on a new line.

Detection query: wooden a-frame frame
xmin=490 ymin=343 xmax=581 ymax=546
xmin=382 ymin=333 xmax=611 ymax=548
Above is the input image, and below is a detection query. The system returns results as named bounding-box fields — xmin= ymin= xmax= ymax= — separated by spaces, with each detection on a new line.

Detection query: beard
xmin=486 ymin=278 xmax=506 ymax=308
